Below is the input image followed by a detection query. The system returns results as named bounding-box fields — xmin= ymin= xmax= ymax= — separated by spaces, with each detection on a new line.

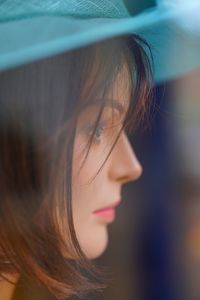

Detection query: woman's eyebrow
xmin=106 ymin=99 xmax=125 ymax=114
xmin=92 ymin=98 xmax=126 ymax=114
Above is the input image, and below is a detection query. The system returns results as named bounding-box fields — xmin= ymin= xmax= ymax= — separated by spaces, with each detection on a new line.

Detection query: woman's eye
xmin=93 ymin=126 xmax=104 ymax=140
xmin=84 ymin=123 xmax=106 ymax=142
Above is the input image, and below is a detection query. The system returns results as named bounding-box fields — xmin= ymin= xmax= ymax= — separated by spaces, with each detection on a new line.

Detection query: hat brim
xmin=1 ymin=5 xmax=200 ymax=83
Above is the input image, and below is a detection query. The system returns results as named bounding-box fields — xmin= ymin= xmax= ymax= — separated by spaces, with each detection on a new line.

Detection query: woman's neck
xmin=0 ymin=273 xmax=19 ymax=300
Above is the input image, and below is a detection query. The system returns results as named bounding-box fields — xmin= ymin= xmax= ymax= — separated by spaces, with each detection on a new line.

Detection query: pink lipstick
xmin=92 ymin=200 xmax=121 ymax=222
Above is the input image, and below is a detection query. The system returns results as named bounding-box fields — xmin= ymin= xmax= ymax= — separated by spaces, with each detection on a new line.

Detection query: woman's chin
xmin=78 ymin=225 xmax=109 ymax=259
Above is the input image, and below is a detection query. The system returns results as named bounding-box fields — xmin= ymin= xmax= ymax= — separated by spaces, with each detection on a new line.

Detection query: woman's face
xmin=72 ymin=64 xmax=142 ymax=259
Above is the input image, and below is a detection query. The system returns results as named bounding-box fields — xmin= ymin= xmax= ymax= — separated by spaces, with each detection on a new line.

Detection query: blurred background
xmin=87 ymin=1 xmax=200 ymax=300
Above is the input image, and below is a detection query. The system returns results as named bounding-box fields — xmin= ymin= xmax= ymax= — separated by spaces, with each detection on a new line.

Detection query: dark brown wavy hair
xmin=0 ymin=34 xmax=153 ymax=299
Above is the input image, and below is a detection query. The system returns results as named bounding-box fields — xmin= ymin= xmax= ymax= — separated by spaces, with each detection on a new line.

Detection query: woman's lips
xmin=93 ymin=208 xmax=116 ymax=222
xmin=92 ymin=200 xmax=121 ymax=222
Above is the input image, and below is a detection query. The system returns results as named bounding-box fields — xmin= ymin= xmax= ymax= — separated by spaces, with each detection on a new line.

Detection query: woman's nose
xmin=108 ymin=132 xmax=143 ymax=184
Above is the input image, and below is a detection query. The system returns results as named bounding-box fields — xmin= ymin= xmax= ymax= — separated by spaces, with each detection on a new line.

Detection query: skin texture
xmin=72 ymin=63 xmax=142 ymax=259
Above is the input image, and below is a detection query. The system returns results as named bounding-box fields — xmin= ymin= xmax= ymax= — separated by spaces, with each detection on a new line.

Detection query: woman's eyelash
xmin=84 ymin=122 xmax=106 ymax=142
xmin=81 ymin=118 xmax=122 ymax=144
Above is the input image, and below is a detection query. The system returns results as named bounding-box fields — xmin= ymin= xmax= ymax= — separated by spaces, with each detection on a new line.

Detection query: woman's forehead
xmin=79 ymin=59 xmax=132 ymax=115
xmin=77 ymin=73 xmax=130 ymax=123
xmin=107 ymin=63 xmax=131 ymax=110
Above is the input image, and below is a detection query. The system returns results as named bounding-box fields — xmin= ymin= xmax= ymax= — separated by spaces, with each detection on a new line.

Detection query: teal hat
xmin=0 ymin=0 xmax=200 ymax=82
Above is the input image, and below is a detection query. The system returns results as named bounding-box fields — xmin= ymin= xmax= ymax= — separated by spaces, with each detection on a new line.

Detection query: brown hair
xmin=0 ymin=34 xmax=153 ymax=299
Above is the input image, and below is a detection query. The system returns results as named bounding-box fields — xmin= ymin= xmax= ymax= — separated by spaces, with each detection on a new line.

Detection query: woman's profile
xmin=0 ymin=33 xmax=152 ymax=300
xmin=0 ymin=0 xmax=199 ymax=300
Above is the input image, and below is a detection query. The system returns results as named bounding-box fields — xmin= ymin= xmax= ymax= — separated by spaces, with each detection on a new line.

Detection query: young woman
xmin=0 ymin=33 xmax=152 ymax=300
xmin=1 ymin=0 xmax=200 ymax=297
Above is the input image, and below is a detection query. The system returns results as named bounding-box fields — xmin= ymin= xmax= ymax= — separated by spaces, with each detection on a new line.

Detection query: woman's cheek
xmin=73 ymin=135 xmax=101 ymax=178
